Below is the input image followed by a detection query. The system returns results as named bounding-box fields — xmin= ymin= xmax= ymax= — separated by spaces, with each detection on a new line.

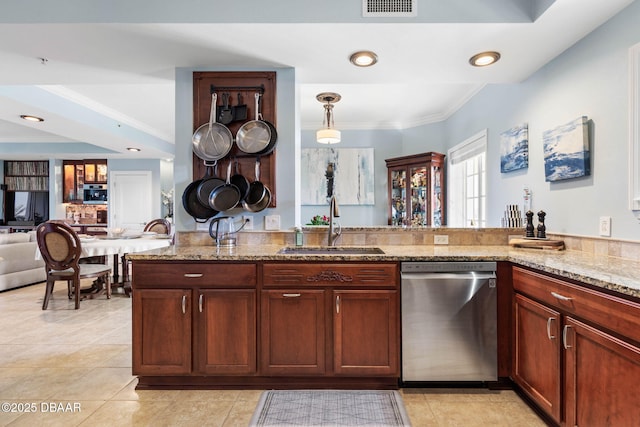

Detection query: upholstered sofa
xmin=0 ymin=232 xmax=46 ymax=292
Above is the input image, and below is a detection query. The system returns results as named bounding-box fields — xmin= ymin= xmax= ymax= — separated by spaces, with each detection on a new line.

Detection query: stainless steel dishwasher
xmin=401 ymin=261 xmax=497 ymax=382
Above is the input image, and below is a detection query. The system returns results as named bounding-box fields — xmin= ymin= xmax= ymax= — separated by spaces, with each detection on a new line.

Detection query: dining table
xmin=35 ymin=233 xmax=172 ymax=296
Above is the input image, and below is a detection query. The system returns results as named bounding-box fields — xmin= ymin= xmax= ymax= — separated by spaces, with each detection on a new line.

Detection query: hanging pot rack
xmin=210 ymin=84 xmax=265 ymax=94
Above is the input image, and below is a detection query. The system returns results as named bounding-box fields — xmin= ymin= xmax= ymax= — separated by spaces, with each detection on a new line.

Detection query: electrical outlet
xmin=265 ymin=215 xmax=281 ymax=231
xmin=434 ymin=235 xmax=449 ymax=245
xmin=242 ymin=215 xmax=253 ymax=230
xmin=196 ymin=220 xmax=209 ymax=231
xmin=599 ymin=216 xmax=611 ymax=236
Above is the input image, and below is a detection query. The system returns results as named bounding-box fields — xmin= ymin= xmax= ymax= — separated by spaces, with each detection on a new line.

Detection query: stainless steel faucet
xmin=328 ymin=195 xmax=341 ymax=246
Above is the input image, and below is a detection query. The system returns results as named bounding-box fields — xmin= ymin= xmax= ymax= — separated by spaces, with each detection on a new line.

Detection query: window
xmin=630 ymin=42 xmax=640 ymax=211
xmin=447 ymin=130 xmax=487 ymax=227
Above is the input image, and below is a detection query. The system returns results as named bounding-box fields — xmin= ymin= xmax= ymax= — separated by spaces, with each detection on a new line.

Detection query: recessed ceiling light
xmin=349 ymin=51 xmax=378 ymax=67
xmin=469 ymin=51 xmax=501 ymax=67
xmin=127 ymin=147 xmax=141 ymax=152
xmin=20 ymin=115 xmax=44 ymax=122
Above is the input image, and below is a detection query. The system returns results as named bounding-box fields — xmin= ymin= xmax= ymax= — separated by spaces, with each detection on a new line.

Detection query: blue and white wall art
xmin=542 ymin=116 xmax=590 ymax=182
xmin=301 ymin=148 xmax=375 ymax=205
xmin=500 ymin=123 xmax=529 ymax=173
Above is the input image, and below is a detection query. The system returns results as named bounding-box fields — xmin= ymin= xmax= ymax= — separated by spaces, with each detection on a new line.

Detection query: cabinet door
xmin=564 ymin=317 xmax=640 ymax=427
xmin=513 ymin=294 xmax=562 ymax=423
xmin=195 ymin=289 xmax=256 ymax=375
xmin=132 ymin=289 xmax=192 ymax=375
xmin=388 ymin=167 xmax=407 ymax=225
xmin=62 ymin=161 xmax=83 ymax=203
xmin=334 ymin=290 xmax=399 ymax=376
xmin=260 ymin=290 xmax=325 ymax=375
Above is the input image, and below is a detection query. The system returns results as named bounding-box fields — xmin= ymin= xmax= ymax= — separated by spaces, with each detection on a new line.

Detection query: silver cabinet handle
xmin=551 ymin=291 xmax=572 ymax=301
xmin=547 ymin=317 xmax=556 ymax=340
xmin=199 ymin=294 xmax=203 ymax=313
xmin=336 ymin=295 xmax=340 ymax=314
xmin=184 ymin=273 xmax=204 ymax=278
xmin=563 ymin=325 xmax=572 ymax=349
xmin=282 ymin=293 xmax=301 ymax=298
xmin=181 ymin=295 xmax=187 ymax=314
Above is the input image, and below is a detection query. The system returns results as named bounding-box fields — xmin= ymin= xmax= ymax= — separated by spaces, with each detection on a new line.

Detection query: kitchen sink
xmin=278 ymin=246 xmax=385 ymax=255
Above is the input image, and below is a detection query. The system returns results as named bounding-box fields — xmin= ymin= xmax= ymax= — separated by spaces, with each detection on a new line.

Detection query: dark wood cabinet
xmin=334 ymin=290 xmax=399 ymax=376
xmin=385 ymin=152 xmax=445 ymax=226
xmin=563 ymin=317 xmax=640 ymax=427
xmin=132 ymin=260 xmax=399 ymax=388
xmin=513 ymin=293 xmax=562 ymax=423
xmin=132 ymin=262 xmax=257 ymax=380
xmin=63 ymin=159 xmax=107 ymax=203
xmin=196 ymin=289 xmax=256 ymax=375
xmin=512 ymin=266 xmax=640 ymax=426
xmin=261 ymin=262 xmax=400 ymax=380
xmin=83 ymin=159 xmax=107 ymax=184
xmin=132 ymin=289 xmax=192 ymax=375
xmin=261 ymin=290 xmax=326 ymax=375
xmin=63 ymin=161 xmax=84 ymax=203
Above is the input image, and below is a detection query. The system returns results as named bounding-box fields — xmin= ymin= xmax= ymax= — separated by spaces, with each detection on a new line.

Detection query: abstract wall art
xmin=301 ymin=148 xmax=375 ymax=205
xmin=543 ymin=116 xmax=590 ymax=182
xmin=500 ymin=123 xmax=529 ymax=173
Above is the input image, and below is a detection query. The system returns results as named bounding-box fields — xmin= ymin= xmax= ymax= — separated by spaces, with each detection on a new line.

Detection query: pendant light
xmin=316 ymin=92 xmax=341 ymax=144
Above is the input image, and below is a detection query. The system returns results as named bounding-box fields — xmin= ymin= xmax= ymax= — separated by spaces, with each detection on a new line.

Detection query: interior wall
xmin=300 ymin=128 xmax=402 ymax=227
xmin=442 ymin=0 xmax=640 ymax=240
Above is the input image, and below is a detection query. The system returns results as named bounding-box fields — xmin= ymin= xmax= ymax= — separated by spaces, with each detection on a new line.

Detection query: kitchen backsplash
xmin=175 ymin=227 xmax=640 ymax=263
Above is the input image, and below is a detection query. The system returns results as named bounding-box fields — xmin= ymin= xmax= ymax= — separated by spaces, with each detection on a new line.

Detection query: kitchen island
xmin=127 ymin=243 xmax=640 ymax=425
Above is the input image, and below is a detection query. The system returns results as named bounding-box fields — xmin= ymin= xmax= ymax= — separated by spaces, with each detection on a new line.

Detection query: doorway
xmin=109 ymin=171 xmax=152 ymax=231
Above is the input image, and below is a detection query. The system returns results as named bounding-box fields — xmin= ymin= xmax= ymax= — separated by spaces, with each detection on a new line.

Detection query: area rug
xmin=249 ymin=390 xmax=412 ymax=426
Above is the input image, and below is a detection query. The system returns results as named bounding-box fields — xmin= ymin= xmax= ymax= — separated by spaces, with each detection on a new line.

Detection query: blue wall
xmin=442 ymin=0 xmax=640 ymax=239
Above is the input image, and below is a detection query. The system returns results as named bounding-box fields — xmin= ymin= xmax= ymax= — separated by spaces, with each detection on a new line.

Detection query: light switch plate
xmin=599 ymin=216 xmax=611 ymax=236
xmin=265 ymin=215 xmax=281 ymax=230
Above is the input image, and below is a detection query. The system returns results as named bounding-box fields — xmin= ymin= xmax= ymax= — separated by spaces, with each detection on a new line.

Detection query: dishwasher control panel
xmin=401 ymin=261 xmax=497 ymax=273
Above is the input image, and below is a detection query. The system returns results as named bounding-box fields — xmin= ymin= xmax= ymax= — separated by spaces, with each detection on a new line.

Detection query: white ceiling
xmin=0 ymin=0 xmax=633 ymax=160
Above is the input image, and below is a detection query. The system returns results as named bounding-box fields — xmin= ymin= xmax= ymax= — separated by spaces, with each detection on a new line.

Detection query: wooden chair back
xmin=144 ymin=218 xmax=171 ymax=235
xmin=36 ymin=221 xmax=82 ymax=272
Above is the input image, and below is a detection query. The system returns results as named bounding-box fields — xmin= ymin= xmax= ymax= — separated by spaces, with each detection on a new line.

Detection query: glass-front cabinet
xmin=385 ymin=152 xmax=445 ymax=226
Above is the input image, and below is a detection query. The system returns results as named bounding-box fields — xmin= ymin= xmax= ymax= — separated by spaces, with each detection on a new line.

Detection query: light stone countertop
xmin=127 ymin=244 xmax=640 ymax=299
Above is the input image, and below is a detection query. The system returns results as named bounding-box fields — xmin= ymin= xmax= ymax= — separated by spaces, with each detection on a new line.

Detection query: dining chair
xmin=120 ymin=218 xmax=172 ymax=296
xmin=144 ymin=218 xmax=171 ymax=235
xmin=36 ymin=221 xmax=112 ymax=310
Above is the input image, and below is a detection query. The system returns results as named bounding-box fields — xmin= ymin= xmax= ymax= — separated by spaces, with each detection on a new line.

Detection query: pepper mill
xmin=525 ymin=210 xmax=535 ymax=238
xmin=537 ymin=210 xmax=547 ymax=239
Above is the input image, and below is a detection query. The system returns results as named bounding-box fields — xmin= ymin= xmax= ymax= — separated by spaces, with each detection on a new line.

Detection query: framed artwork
xmin=301 ymin=148 xmax=375 ymax=205
xmin=500 ymin=123 xmax=529 ymax=173
xmin=543 ymin=116 xmax=590 ymax=182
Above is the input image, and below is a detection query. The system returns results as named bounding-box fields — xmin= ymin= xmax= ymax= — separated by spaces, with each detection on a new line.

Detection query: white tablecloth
xmin=35 ymin=236 xmax=171 ymax=260
xmin=79 ymin=236 xmax=171 ymax=257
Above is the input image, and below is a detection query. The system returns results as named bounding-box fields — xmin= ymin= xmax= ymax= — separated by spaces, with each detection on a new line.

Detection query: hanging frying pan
xmin=196 ymin=161 xmax=224 ymax=207
xmin=236 ymin=93 xmax=272 ymax=154
xmin=209 ymin=162 xmax=241 ymax=212
xmin=182 ymin=162 xmax=219 ymax=222
xmin=192 ymin=92 xmax=233 ymax=161
xmin=230 ymin=159 xmax=250 ymax=201
xmin=242 ymin=157 xmax=269 ymax=212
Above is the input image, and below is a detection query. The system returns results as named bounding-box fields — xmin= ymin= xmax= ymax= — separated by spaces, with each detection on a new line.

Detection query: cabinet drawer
xmin=263 ymin=263 xmax=398 ymax=287
xmin=513 ymin=266 xmax=640 ymax=344
xmin=133 ymin=262 xmax=257 ymax=288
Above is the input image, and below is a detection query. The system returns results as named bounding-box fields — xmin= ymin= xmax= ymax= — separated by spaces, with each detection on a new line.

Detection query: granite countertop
xmin=127 ymin=244 xmax=640 ymax=299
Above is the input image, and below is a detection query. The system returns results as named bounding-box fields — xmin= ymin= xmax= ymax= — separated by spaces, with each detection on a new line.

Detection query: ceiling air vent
xmin=362 ymin=0 xmax=417 ymax=17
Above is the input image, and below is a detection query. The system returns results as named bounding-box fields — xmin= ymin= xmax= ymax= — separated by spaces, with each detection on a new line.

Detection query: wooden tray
xmin=509 ymin=237 xmax=565 ymax=250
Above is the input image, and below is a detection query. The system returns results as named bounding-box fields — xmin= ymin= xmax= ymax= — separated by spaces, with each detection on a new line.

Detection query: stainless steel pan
xmin=236 ymin=93 xmax=272 ymax=154
xmin=192 ymin=93 xmax=233 ymax=161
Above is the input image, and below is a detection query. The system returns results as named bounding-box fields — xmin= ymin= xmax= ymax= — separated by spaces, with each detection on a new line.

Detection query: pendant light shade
xmin=316 ymin=92 xmax=341 ymax=144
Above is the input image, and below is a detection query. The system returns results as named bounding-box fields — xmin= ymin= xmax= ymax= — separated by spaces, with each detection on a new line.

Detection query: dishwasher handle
xmin=401 ymin=272 xmax=497 ymax=281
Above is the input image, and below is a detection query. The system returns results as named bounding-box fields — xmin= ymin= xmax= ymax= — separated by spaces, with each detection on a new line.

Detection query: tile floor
xmin=0 ymin=281 xmax=547 ymax=426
